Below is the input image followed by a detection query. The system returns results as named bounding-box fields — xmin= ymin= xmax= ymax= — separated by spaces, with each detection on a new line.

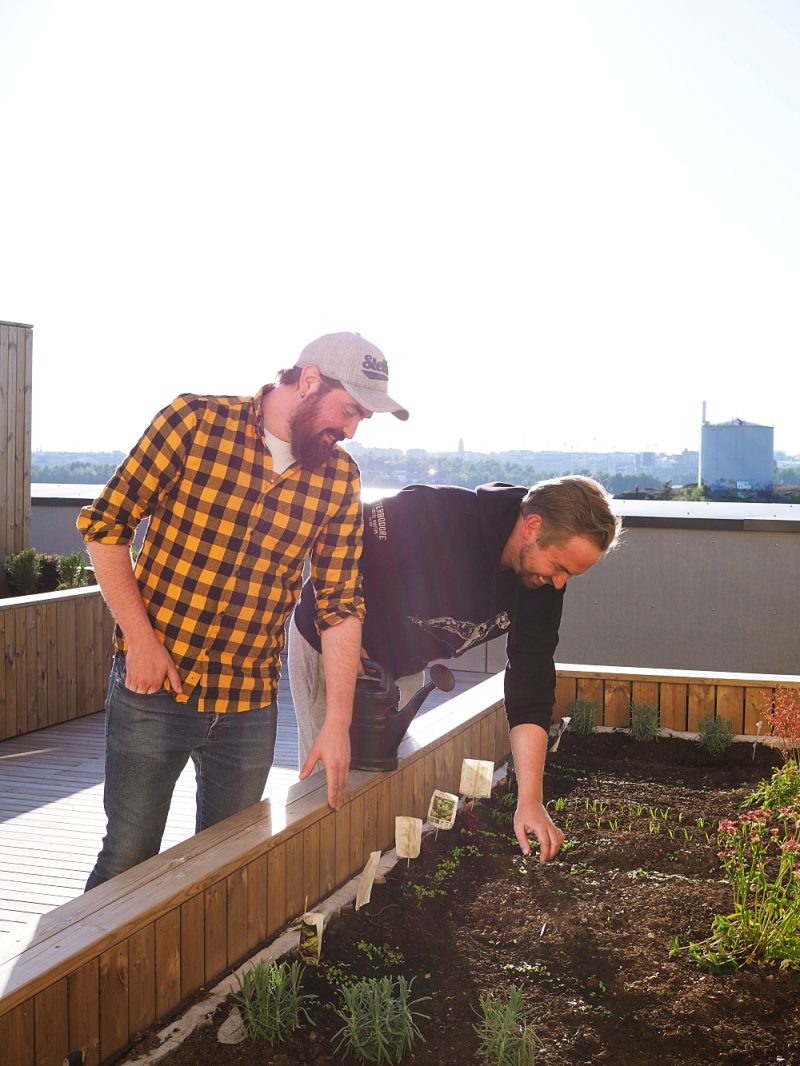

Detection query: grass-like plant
xmin=332 ymin=975 xmax=429 ymax=1064
xmin=629 ymin=701 xmax=659 ymax=743
xmin=670 ymin=789 xmax=800 ymax=972
xmin=697 ymin=713 xmax=734 ymax=756
xmin=57 ymin=550 xmax=89 ymax=590
xmin=474 ymin=985 xmax=540 ymax=1065
xmin=5 ymin=548 xmax=41 ymax=596
xmin=232 ymin=959 xmax=316 ymax=1044
xmin=567 ymin=697 xmax=596 ymax=736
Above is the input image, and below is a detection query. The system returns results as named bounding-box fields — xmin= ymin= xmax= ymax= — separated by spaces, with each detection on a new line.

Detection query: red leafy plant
xmin=763 ymin=686 xmax=800 ymax=764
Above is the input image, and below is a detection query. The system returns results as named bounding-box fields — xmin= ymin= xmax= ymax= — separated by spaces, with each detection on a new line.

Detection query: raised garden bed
xmin=131 ymin=732 xmax=799 ymax=1066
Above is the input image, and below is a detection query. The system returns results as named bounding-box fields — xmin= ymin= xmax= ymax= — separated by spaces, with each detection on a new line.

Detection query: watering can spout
xmin=350 ymin=661 xmax=456 ymax=772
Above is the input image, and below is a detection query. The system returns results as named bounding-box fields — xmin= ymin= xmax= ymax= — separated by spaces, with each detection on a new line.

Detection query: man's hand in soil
xmin=514 ymin=799 xmax=565 ymax=863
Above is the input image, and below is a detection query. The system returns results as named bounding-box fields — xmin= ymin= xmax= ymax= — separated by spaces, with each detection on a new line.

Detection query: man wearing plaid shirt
xmin=78 ymin=332 xmax=408 ymax=889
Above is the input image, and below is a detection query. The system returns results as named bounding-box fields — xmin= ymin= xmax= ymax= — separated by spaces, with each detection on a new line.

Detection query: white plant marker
xmin=548 ymin=716 xmax=572 ymax=753
xmin=395 ymin=816 xmax=423 ymax=863
xmin=427 ymin=789 xmax=458 ymax=831
xmin=355 ymin=850 xmax=382 ymax=911
xmin=459 ymin=758 xmax=493 ymax=802
xmin=298 ymin=911 xmax=324 ymax=964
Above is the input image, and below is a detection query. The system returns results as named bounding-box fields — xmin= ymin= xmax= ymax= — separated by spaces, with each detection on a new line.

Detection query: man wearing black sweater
xmin=289 ymin=475 xmax=620 ymax=863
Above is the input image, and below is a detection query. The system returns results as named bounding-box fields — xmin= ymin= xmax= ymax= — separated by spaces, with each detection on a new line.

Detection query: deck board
xmin=0 ymin=662 xmax=485 ymax=944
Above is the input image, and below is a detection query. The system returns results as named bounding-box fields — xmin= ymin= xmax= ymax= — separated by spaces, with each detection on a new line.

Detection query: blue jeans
xmin=85 ymin=654 xmax=277 ymax=890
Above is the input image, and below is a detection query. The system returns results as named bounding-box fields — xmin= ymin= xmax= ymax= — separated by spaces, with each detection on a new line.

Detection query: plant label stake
xmin=395 ymin=816 xmax=423 ymax=864
xmin=548 ymin=716 xmax=572 ymax=753
xmin=459 ymin=758 xmax=493 ymax=806
xmin=428 ymin=789 xmax=458 ymax=834
xmin=299 ymin=911 xmax=324 ymax=964
xmin=356 ymin=850 xmax=382 ymax=911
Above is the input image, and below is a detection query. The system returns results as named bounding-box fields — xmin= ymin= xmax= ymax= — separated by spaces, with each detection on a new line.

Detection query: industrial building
xmin=699 ymin=417 xmax=774 ymax=492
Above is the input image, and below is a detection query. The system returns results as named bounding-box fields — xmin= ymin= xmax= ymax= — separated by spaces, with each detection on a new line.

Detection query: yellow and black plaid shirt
xmin=77 ymin=386 xmax=365 ymax=711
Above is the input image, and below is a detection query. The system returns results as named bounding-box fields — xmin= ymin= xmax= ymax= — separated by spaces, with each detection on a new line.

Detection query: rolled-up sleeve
xmin=76 ymin=396 xmax=198 ymax=545
xmin=310 ymin=468 xmax=365 ymax=634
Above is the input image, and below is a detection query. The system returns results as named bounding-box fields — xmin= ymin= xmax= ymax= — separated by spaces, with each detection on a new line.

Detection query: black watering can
xmin=350 ymin=660 xmax=456 ymax=771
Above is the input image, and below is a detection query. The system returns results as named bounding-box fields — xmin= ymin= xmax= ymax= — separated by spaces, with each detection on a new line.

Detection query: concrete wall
xmin=31 ymin=496 xmax=800 ymax=677
xmin=456 ymin=518 xmax=799 ymax=678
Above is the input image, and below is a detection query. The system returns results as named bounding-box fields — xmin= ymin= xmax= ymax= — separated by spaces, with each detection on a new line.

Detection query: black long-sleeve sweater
xmin=294 ymin=482 xmax=564 ymax=734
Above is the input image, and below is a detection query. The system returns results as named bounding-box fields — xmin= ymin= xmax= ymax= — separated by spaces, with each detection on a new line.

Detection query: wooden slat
xmin=576 ymin=676 xmax=604 ymax=720
xmin=318 ymin=811 xmax=336 ymax=899
xmin=0 ymin=609 xmax=7 ymax=742
xmin=98 ymin=942 xmax=128 ymax=1062
xmin=716 ymin=685 xmax=745 ymax=734
xmin=128 ymin=924 xmax=155 ymax=1036
xmin=348 ymin=793 xmax=365 ymax=873
xmin=203 ymin=882 xmax=226 ymax=984
xmin=13 ymin=607 xmax=27 ymax=737
xmin=0 ymin=999 xmax=34 ymax=1066
xmin=179 ymin=895 xmax=205 ymax=1003
xmin=301 ymin=820 xmax=320 ymax=913
xmin=688 ymin=683 xmax=716 ymax=732
xmin=21 ymin=327 xmax=32 ymax=552
xmin=266 ymin=843 xmax=287 ymax=938
xmin=35 ymin=978 xmax=69 ymax=1066
xmin=68 ymin=958 xmax=100 ymax=1066
xmin=155 ymin=909 xmax=181 ymax=1019
xmin=226 ymin=867 xmax=248 ymax=968
xmin=659 ymin=682 xmax=688 ymax=731
xmin=745 ymin=686 xmax=768 ymax=736
xmin=632 ymin=679 xmax=660 ymax=709
xmin=245 ymin=854 xmax=268 ymax=950
xmin=604 ymin=679 xmax=632 ymax=728
xmin=285 ymin=832 xmax=304 ymax=920
xmin=333 ymin=802 xmax=351 ymax=888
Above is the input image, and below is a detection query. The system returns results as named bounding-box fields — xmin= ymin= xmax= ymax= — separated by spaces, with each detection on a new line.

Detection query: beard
xmin=289 ymin=394 xmax=344 ymax=469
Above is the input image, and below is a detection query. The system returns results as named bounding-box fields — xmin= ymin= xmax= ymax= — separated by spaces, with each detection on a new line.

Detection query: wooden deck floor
xmin=0 ymin=667 xmax=485 ymax=950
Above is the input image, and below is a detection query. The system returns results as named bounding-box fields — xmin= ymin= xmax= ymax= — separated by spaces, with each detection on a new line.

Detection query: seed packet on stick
xmin=298 ymin=911 xmax=324 ymax=964
xmin=427 ymin=789 xmax=458 ymax=830
xmin=395 ymin=816 xmax=423 ymax=863
xmin=355 ymin=850 xmax=382 ymax=911
xmin=548 ymin=716 xmax=572 ymax=753
xmin=459 ymin=758 xmax=493 ymax=801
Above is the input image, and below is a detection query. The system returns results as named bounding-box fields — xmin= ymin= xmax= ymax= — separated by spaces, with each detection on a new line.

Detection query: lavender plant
xmin=629 ymin=701 xmax=659 ymax=743
xmin=233 ymin=959 xmax=316 ymax=1044
xmin=332 ymin=975 xmax=429 ymax=1064
xmin=567 ymin=697 xmax=597 ymax=736
xmin=474 ymin=985 xmax=540 ymax=1065
xmin=697 ymin=713 xmax=734 ymax=756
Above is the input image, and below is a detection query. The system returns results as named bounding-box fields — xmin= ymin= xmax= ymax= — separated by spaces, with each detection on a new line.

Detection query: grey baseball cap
xmin=296 ymin=332 xmax=409 ymax=420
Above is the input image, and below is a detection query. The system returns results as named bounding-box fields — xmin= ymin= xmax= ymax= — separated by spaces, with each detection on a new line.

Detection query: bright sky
xmin=1 ymin=1 xmax=798 ymax=458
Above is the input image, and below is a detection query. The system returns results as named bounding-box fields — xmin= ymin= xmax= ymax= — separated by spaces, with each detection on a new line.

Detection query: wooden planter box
xmin=0 ymin=587 xmax=112 ymax=740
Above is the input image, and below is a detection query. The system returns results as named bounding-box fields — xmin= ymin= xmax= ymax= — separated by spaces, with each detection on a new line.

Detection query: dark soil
xmin=134 ymin=734 xmax=800 ymax=1066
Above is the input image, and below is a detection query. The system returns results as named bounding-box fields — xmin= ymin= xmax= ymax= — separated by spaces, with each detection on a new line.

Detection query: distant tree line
xmin=32 ymin=460 xmax=121 ymax=483
xmin=31 ymin=451 xmax=800 ymax=500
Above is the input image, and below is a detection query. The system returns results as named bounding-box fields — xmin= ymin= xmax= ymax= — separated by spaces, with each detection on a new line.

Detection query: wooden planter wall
xmin=553 ymin=663 xmax=795 ymax=736
xmin=0 ymin=588 xmax=113 ymax=740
